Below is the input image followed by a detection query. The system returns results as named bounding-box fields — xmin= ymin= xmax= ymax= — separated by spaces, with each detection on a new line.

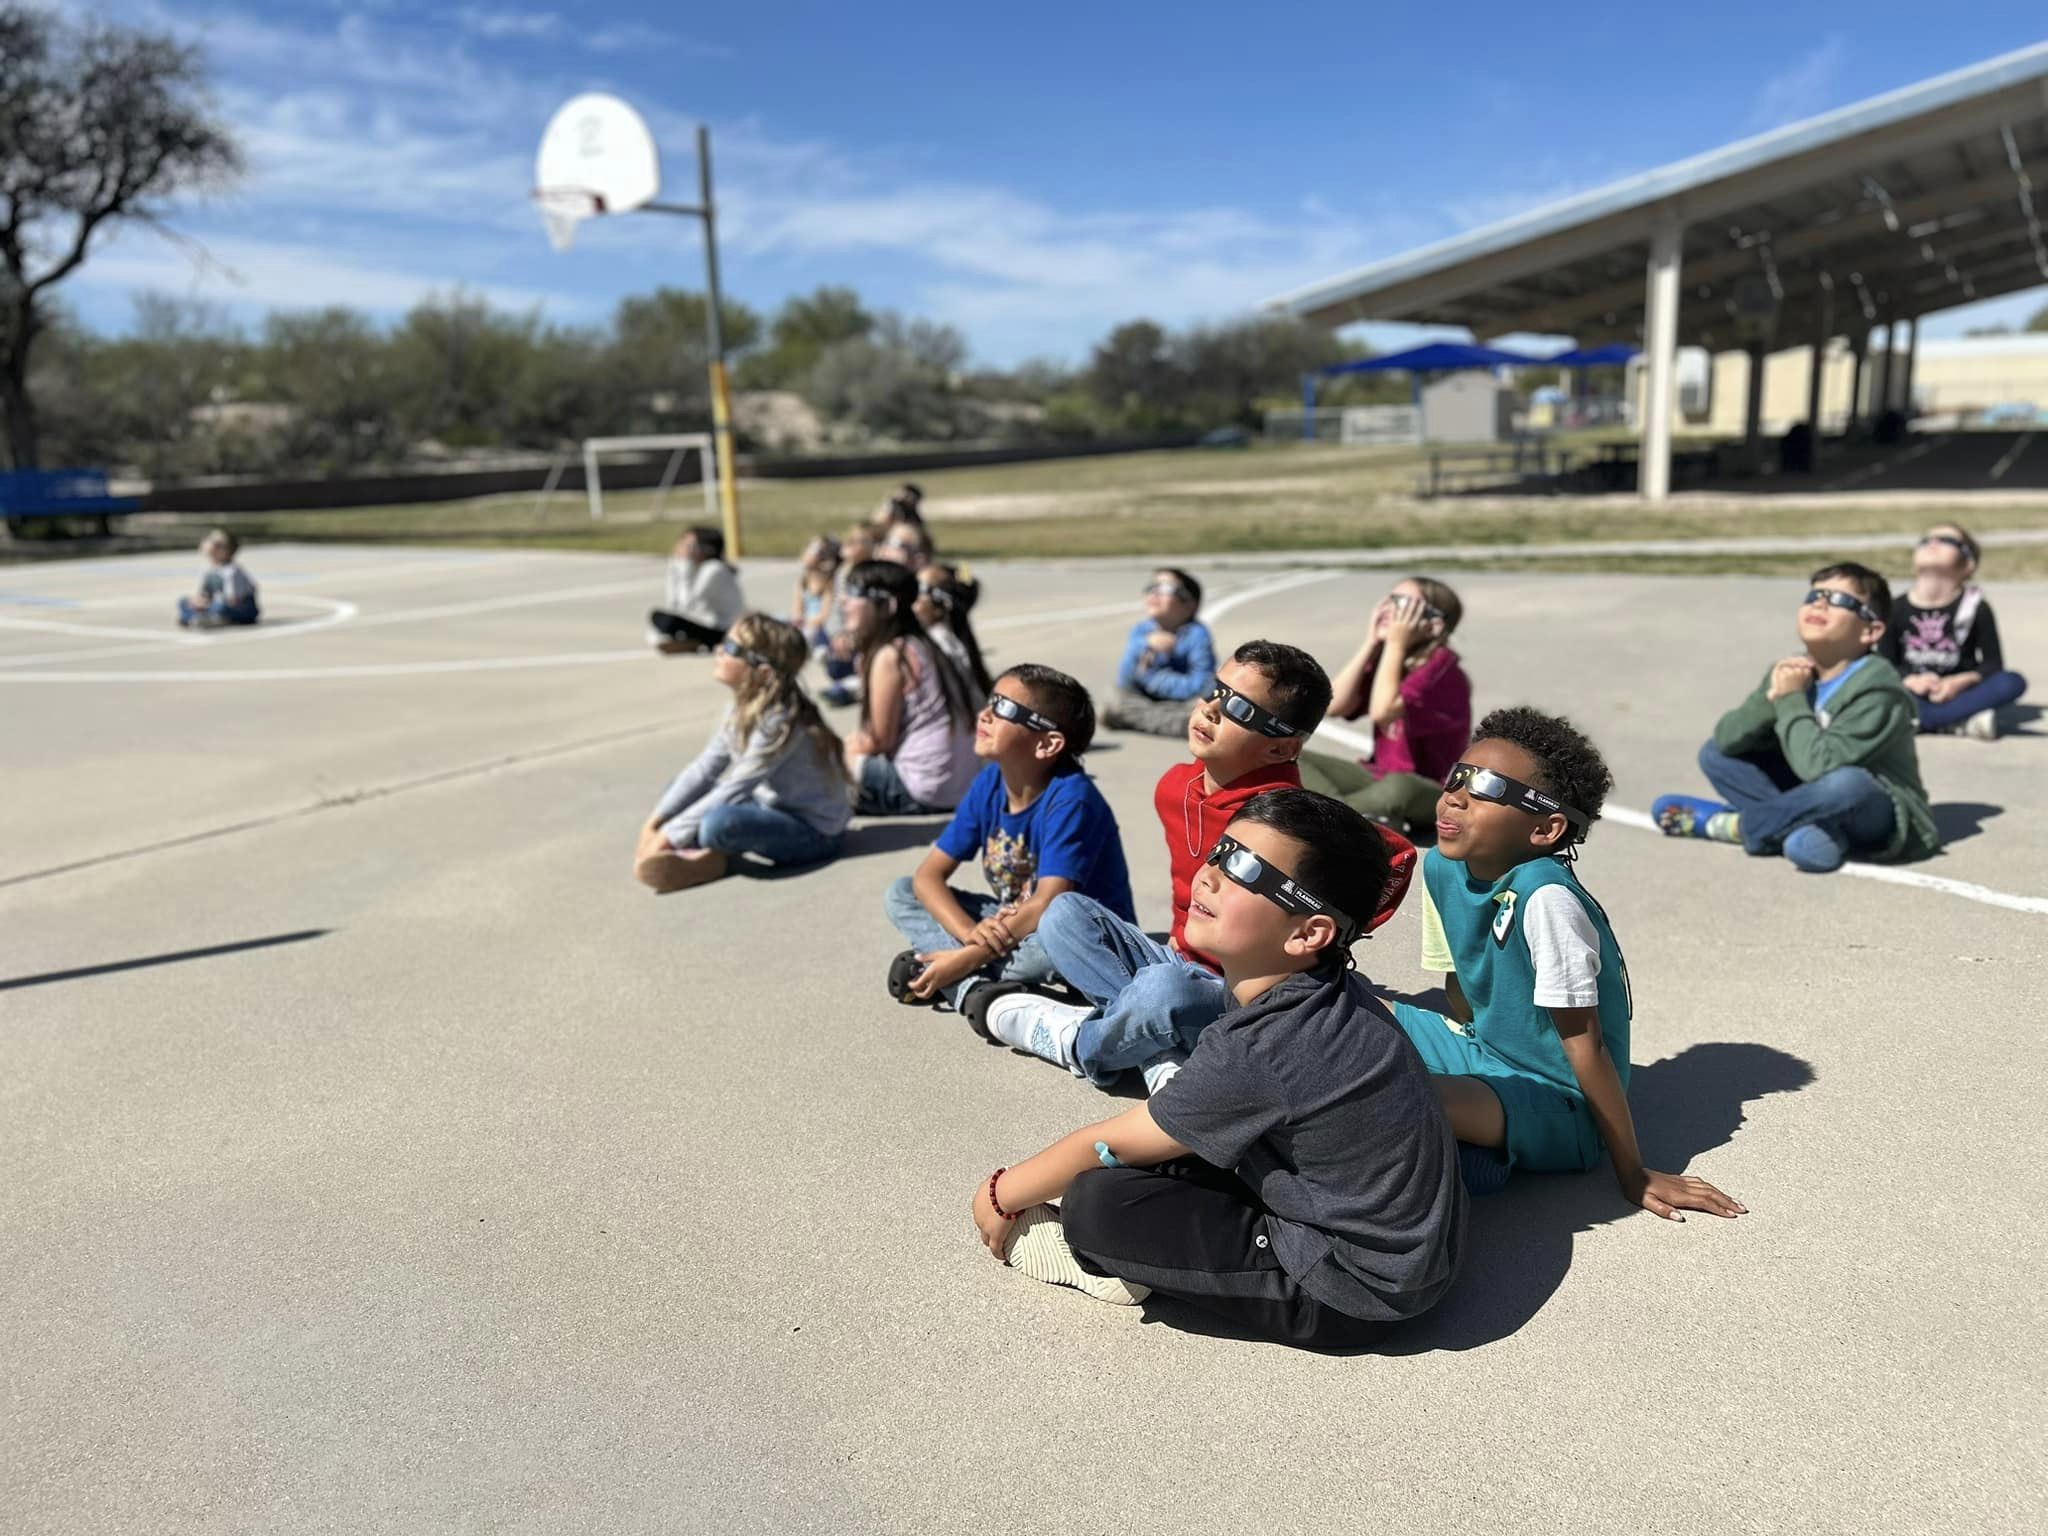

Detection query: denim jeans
xmin=1914 ymin=670 xmax=2029 ymax=731
xmin=882 ymin=876 xmax=1060 ymax=1008
xmin=178 ymin=597 xmax=259 ymax=626
xmin=1034 ymin=891 xmax=1227 ymax=1084
xmin=697 ymin=803 xmax=843 ymax=869
xmin=1696 ymin=741 xmax=1896 ymax=873
xmin=855 ymin=754 xmax=938 ymax=817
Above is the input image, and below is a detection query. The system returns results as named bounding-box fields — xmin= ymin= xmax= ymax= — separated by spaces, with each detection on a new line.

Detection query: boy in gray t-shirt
xmin=969 ymin=788 xmax=1465 ymax=1348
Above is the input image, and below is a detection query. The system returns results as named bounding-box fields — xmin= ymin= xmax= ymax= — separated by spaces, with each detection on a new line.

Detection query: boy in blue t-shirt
xmin=1102 ymin=568 xmax=1217 ymax=737
xmin=885 ymin=664 xmax=1134 ymax=1022
xmin=1391 ymin=706 xmax=1746 ymax=1222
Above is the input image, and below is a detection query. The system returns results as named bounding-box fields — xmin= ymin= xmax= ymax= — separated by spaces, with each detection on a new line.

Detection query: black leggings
xmin=1060 ymin=1160 xmax=1382 ymax=1350
xmin=649 ymin=609 xmax=726 ymax=647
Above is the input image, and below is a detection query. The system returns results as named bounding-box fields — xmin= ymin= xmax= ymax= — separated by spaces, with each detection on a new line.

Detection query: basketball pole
xmin=648 ymin=125 xmax=742 ymax=557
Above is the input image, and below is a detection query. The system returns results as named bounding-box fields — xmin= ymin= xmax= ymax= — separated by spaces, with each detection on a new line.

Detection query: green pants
xmin=1296 ymin=751 xmax=1442 ymax=829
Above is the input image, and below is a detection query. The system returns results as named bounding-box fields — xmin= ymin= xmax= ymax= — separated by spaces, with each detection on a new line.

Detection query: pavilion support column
xmin=1892 ymin=317 xmax=1908 ymax=421
xmin=1640 ymin=212 xmax=1683 ymax=503
xmin=1743 ymin=344 xmax=1767 ymax=457
xmin=1846 ymin=338 xmax=1866 ymax=436
xmin=1804 ymin=281 xmax=1833 ymax=472
xmin=1875 ymin=321 xmax=1896 ymax=415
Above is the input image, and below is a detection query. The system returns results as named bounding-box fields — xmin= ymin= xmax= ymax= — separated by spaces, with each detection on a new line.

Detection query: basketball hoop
xmin=533 ymin=187 xmax=605 ymax=252
xmin=532 ymin=93 xmax=660 ymax=255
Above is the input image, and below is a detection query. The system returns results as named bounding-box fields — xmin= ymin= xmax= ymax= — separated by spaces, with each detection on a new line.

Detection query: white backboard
xmin=535 ymin=93 xmax=661 ymax=213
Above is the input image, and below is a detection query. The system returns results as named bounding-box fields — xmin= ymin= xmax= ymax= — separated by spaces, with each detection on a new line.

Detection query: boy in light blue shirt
xmin=1101 ymin=567 xmax=1216 ymax=737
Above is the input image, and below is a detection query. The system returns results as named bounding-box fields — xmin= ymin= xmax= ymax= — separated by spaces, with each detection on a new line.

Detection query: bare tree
xmin=0 ymin=4 xmax=240 ymax=471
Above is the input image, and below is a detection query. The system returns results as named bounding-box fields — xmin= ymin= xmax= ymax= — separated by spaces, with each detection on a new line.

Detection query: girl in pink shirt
xmin=1298 ymin=576 xmax=1472 ymax=837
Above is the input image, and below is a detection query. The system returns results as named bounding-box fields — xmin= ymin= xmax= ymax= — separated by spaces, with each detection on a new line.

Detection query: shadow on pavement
xmin=1137 ymin=1040 xmax=1815 ymax=1356
xmin=1931 ymin=801 xmax=2004 ymax=843
xmin=0 ymin=928 xmax=331 ymax=992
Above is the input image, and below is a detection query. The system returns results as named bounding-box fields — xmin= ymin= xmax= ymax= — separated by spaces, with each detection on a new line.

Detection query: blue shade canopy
xmin=1314 ymin=342 xmax=1548 ymax=377
xmin=1544 ymin=343 xmax=1639 ymax=367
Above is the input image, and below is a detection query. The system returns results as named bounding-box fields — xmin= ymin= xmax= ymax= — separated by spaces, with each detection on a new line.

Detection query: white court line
xmin=980 ymin=568 xmax=1341 ymax=633
xmin=0 ymin=649 xmax=656 ymax=684
xmin=0 ymin=595 xmax=359 ymax=668
xmin=1311 ymin=722 xmax=2048 ymax=918
xmin=1989 ymin=431 xmax=2035 ymax=482
xmin=0 ymin=569 xmax=1338 ymax=683
xmin=0 ymin=614 xmax=208 ymax=644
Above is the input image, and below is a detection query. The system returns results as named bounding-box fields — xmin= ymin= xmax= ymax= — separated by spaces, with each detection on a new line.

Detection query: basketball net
xmin=533 ymin=188 xmax=605 ymax=252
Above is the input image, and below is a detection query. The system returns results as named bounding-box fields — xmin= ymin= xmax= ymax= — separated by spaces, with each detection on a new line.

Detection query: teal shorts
xmin=1390 ymin=1002 xmax=1602 ymax=1174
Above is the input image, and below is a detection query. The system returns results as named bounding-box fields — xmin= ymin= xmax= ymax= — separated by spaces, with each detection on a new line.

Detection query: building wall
xmin=1696 ymin=333 xmax=2048 ymax=436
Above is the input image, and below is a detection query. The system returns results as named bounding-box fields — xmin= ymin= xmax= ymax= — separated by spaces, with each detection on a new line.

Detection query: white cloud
xmin=453 ymin=7 xmax=562 ymax=42
xmin=73 ymin=230 xmax=590 ymax=319
xmin=38 ymin=2 xmax=1509 ymax=361
xmin=1748 ymin=37 xmax=1848 ymax=132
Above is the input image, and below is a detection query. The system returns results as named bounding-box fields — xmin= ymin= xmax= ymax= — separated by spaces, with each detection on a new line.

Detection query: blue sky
xmin=49 ymin=2 xmax=2048 ymax=365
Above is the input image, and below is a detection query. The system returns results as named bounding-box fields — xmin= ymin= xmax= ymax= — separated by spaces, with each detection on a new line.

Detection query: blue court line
xmin=0 ymin=591 xmax=81 ymax=608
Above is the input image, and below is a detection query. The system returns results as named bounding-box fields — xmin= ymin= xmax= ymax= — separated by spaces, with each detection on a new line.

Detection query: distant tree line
xmin=23 ymin=287 xmax=1397 ymax=480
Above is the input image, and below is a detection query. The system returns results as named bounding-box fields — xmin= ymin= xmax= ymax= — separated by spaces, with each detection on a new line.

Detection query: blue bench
xmin=0 ymin=468 xmax=139 ymax=533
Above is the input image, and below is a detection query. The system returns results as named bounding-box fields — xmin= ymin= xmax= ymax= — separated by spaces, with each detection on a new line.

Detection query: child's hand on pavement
xmin=1768 ymin=656 xmax=1817 ymax=699
xmin=970 ymin=1180 xmax=1014 ymax=1259
xmin=910 ymin=945 xmax=986 ymax=1000
xmin=1624 ymin=1167 xmax=1748 ymax=1221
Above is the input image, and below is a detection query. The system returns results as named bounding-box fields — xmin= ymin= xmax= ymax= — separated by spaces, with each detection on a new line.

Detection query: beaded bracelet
xmin=987 ymin=1168 xmax=1018 ymax=1221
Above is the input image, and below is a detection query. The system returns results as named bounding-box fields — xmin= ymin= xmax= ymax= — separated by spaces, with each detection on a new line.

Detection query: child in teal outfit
xmin=1391 ymin=707 xmax=1746 ymax=1221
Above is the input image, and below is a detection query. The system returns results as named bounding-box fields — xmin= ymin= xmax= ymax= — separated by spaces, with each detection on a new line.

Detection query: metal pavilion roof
xmin=1264 ymin=42 xmax=2048 ymax=350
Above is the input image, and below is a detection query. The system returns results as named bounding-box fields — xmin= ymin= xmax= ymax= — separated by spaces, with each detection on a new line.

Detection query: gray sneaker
xmin=1960 ymin=707 xmax=1999 ymax=741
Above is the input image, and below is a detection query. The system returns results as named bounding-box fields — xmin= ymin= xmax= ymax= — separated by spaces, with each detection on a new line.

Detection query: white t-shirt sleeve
xmin=1418 ymin=883 xmax=1454 ymax=974
xmin=1523 ymin=884 xmax=1602 ymax=1008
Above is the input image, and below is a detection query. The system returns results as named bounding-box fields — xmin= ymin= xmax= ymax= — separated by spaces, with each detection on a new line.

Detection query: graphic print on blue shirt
xmin=934 ymin=763 xmax=1137 ymax=921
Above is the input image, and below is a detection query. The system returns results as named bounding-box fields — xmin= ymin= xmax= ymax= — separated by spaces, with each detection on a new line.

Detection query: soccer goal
xmin=581 ymin=433 xmax=719 ymax=523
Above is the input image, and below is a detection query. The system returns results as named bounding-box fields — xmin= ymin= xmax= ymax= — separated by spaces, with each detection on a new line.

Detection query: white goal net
xmin=580 ymin=433 xmax=719 ymax=523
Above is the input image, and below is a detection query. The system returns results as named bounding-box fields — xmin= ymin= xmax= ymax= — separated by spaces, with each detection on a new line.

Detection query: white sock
xmin=1140 ymin=1053 xmax=1187 ymax=1095
xmin=983 ymin=993 xmax=1089 ymax=1069
xmin=1006 ymin=1206 xmax=1150 ymax=1306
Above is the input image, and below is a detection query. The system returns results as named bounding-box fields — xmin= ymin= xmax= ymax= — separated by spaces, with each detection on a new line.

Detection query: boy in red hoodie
xmin=982 ymin=640 xmax=1414 ymax=1092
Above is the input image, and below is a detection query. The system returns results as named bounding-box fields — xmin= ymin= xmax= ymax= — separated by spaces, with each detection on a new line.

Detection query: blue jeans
xmin=1034 ymin=892 xmax=1227 ymax=1084
xmin=697 ymin=803 xmax=843 ymax=869
xmin=855 ymin=755 xmax=939 ymax=817
xmin=1915 ymin=670 xmax=2029 ymax=731
xmin=177 ymin=597 xmax=259 ymax=626
xmin=883 ymin=876 xmax=1060 ymax=1008
xmin=1696 ymin=741 xmax=1896 ymax=873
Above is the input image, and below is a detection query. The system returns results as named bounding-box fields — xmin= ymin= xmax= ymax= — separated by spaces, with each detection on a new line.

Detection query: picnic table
xmin=1417 ymin=438 xmax=1572 ymax=498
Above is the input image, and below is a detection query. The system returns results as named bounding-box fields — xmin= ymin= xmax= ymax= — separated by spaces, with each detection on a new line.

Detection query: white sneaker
xmin=1005 ymin=1205 xmax=1150 ymax=1305
xmin=1960 ymin=707 xmax=1999 ymax=741
xmin=982 ymin=992 xmax=1089 ymax=1070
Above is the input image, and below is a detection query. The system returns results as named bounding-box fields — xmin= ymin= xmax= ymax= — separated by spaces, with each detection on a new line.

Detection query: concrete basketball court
xmin=3 ymin=543 xmax=2043 ymax=1534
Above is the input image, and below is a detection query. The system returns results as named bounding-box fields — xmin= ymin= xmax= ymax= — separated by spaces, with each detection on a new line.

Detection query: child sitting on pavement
xmin=914 ymin=562 xmax=994 ymax=695
xmin=1298 ymin=577 xmax=1472 ymax=838
xmin=983 ymin=641 xmax=1414 ymax=1092
xmin=1396 ymin=706 xmax=1746 ymax=1217
xmin=883 ymin=665 xmax=1133 ymax=1023
xmin=1653 ymin=563 xmax=1940 ymax=873
xmin=634 ymin=615 xmax=851 ymax=891
xmin=177 ymin=529 xmax=261 ymax=628
xmin=968 ymin=789 xmax=1465 ymax=1348
xmin=648 ymin=526 xmax=745 ymax=654
xmin=1101 ymin=568 xmax=1217 ymax=736
xmin=1881 ymin=521 xmax=2029 ymax=740
xmin=790 ymin=535 xmax=840 ymax=652
xmin=839 ymin=560 xmax=981 ymax=816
